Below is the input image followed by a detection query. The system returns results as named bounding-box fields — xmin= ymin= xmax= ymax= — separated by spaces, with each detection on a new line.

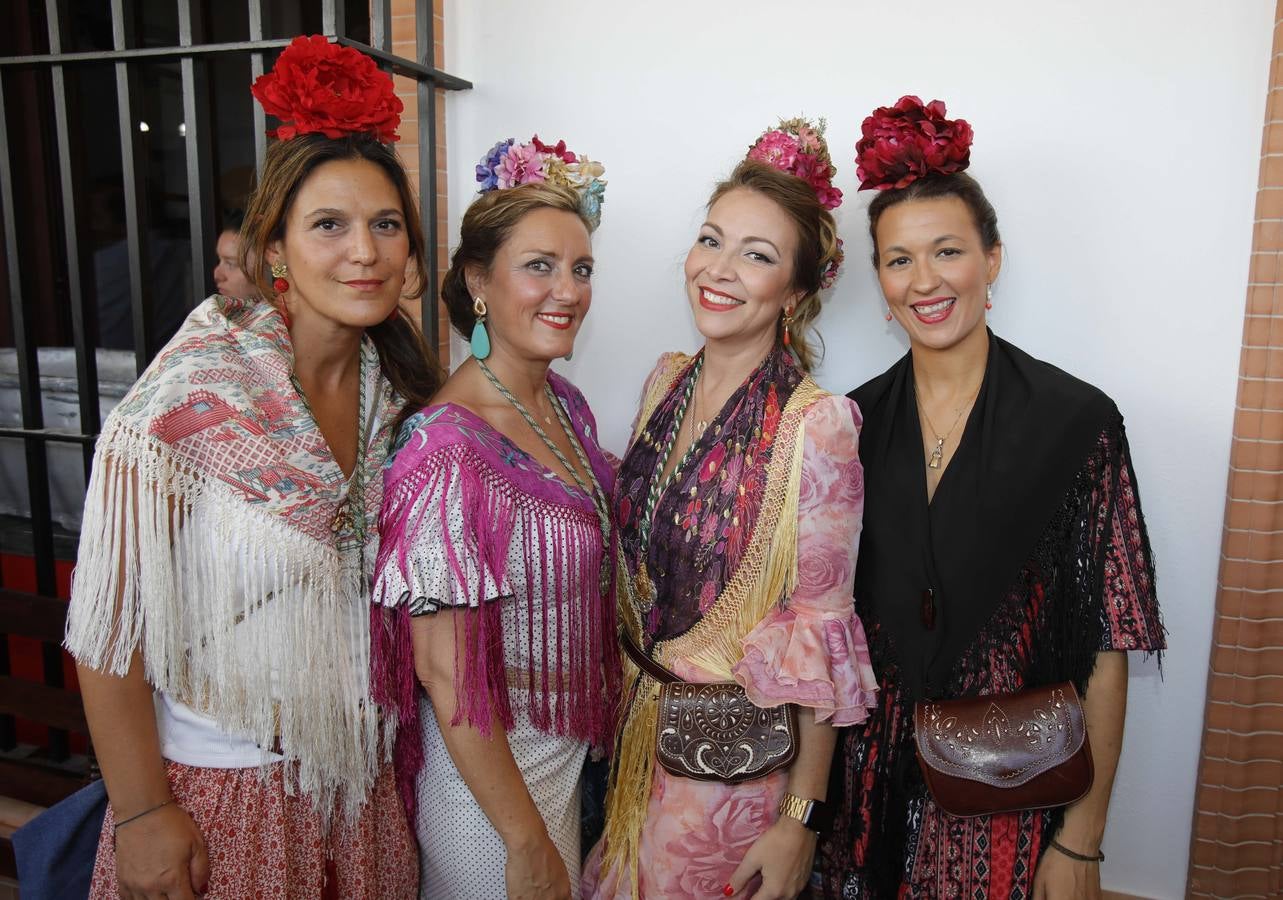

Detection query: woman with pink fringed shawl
xmin=372 ymin=139 xmax=619 ymax=900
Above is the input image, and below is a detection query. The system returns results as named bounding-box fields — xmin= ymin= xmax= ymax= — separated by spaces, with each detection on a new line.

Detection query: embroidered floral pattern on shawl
xmin=616 ymin=350 xmax=800 ymax=643
xmin=64 ymin=295 xmax=400 ymax=813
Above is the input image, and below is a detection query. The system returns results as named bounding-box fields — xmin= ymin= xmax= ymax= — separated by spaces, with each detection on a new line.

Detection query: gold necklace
xmin=917 ymin=384 xmax=980 ymax=470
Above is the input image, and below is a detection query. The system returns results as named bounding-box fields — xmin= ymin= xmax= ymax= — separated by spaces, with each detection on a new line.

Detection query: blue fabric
xmin=12 ymin=778 xmax=107 ymax=900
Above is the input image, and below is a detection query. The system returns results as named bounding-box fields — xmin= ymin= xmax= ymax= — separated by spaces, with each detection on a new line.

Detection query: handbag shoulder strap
xmin=620 ymin=629 xmax=678 ymax=684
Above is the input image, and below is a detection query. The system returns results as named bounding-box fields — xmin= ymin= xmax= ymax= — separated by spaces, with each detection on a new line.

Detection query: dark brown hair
xmin=240 ymin=133 xmax=443 ymax=420
xmin=440 ymin=181 xmax=592 ymax=339
xmin=867 ymin=171 xmax=1001 ymax=266
xmin=706 ymin=160 xmax=839 ymax=372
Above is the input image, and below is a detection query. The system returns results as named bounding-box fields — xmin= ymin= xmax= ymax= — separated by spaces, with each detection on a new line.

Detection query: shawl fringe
xmin=65 ymin=418 xmax=381 ymax=816
xmin=373 ymin=442 xmax=618 ymax=758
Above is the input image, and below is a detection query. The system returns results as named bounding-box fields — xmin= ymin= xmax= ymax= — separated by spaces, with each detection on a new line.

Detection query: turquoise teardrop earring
xmin=470 ymin=296 xmax=491 ymax=360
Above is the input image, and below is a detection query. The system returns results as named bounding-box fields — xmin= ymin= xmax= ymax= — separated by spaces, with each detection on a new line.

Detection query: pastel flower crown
xmin=475 ymin=135 xmax=608 ymax=230
xmin=251 ymin=35 xmax=403 ymax=143
xmin=745 ymin=117 xmax=844 ymax=290
xmin=855 ymin=95 xmax=973 ymax=191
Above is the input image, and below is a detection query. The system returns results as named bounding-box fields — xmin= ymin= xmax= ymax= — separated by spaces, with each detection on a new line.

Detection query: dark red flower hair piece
xmin=251 ymin=35 xmax=403 ymax=143
xmin=855 ymin=96 xmax=973 ymax=191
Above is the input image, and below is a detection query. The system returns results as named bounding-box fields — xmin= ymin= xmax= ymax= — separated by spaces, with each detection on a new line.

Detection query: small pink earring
xmin=884 ymin=308 xmax=893 ymax=322
xmin=985 ymin=284 xmax=993 ymax=311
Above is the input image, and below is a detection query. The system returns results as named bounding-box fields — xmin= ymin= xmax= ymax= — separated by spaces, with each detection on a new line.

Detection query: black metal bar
xmin=47 ymin=0 xmax=100 ymax=447
xmin=0 ymin=428 xmax=97 ymax=444
xmin=322 ymin=0 xmax=345 ymax=40
xmin=41 ymin=0 xmax=74 ymax=763
xmin=416 ymin=5 xmax=439 ymax=348
xmin=0 ymin=40 xmax=473 ymax=93
xmin=248 ymin=0 xmax=266 ymax=173
xmin=112 ymin=0 xmax=152 ymax=371
xmin=371 ymin=0 xmax=392 ymax=53
xmin=0 ymin=39 xmax=295 ymax=67
xmin=0 ymin=75 xmax=24 ymax=754
xmin=179 ymin=0 xmax=215 ymax=308
xmin=333 ymin=39 xmax=471 ymax=91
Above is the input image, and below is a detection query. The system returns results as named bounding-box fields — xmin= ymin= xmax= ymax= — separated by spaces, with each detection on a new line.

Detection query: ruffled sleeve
xmin=373 ymin=448 xmax=514 ymax=616
xmin=372 ymin=432 xmax=521 ymax=740
xmin=732 ymin=393 xmax=879 ymax=725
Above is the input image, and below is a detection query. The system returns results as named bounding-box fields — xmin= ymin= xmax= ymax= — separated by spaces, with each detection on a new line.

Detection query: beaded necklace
xmin=637 ymin=354 xmax=704 ymax=552
xmin=290 ymin=344 xmax=372 ymax=572
xmin=476 ymin=359 xmax=614 ymax=595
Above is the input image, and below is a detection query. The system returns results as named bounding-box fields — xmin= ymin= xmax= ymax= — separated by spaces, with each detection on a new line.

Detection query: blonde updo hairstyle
xmin=705 ymin=160 xmax=839 ymax=372
xmin=440 ymin=181 xmax=594 ymax=340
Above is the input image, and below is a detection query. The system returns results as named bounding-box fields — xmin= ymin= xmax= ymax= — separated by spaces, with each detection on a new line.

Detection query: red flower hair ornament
xmin=251 ymin=35 xmax=403 ymax=143
xmin=855 ymin=96 xmax=973 ymax=191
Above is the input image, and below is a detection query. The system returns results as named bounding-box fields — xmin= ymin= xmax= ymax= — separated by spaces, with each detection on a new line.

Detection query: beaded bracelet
xmin=113 ymin=798 xmax=175 ymax=832
xmin=1048 ymin=837 xmax=1105 ymax=863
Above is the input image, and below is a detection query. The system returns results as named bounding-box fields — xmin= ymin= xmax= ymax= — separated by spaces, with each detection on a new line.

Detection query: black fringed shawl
xmin=820 ymin=331 xmax=1164 ymax=898
xmin=852 ymin=331 xmax=1121 ymax=701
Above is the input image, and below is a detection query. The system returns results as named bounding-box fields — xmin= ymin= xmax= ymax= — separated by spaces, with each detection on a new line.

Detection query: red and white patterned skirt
xmin=89 ymin=760 xmax=417 ymax=899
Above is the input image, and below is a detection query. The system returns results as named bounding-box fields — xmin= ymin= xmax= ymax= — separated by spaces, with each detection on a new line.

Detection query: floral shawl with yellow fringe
xmin=64 ymin=295 xmax=399 ymax=816
xmin=601 ymin=347 xmax=840 ymax=892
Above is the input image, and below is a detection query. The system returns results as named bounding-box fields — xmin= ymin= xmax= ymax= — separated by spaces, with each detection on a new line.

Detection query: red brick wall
xmin=1186 ymin=4 xmax=1283 ymax=895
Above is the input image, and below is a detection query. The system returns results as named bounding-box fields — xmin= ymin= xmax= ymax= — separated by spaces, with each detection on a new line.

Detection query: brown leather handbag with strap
xmin=913 ymin=681 xmax=1094 ymax=817
xmin=621 ymin=630 xmax=797 ymax=784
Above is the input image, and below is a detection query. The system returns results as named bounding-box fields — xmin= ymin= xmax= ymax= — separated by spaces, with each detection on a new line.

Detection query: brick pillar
xmin=1186 ymin=5 xmax=1283 ymax=896
xmin=391 ymin=0 xmax=450 ymax=366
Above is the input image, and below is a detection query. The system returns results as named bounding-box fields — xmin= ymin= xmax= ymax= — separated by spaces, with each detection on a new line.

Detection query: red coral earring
xmin=271 ymin=262 xmax=290 ymax=294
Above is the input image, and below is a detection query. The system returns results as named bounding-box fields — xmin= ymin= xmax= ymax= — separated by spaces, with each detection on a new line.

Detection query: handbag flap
xmin=913 ymin=683 xmax=1086 ymax=789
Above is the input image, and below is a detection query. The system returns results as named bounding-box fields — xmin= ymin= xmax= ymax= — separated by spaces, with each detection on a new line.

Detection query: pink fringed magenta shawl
xmin=64 ymin=295 xmax=400 ymax=815
xmin=372 ymin=372 xmax=621 ymax=812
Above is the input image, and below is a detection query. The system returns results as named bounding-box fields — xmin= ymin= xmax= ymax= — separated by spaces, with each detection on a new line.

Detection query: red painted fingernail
xmin=723 ymin=886 xmax=734 ymax=897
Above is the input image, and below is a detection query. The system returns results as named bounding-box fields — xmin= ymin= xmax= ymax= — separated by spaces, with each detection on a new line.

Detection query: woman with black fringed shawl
xmin=817 ymin=97 xmax=1165 ymax=900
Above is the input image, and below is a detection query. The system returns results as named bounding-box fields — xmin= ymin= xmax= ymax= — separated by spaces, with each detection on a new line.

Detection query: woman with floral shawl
xmin=585 ymin=121 xmax=878 ymax=900
xmin=64 ymin=36 xmax=440 ymax=898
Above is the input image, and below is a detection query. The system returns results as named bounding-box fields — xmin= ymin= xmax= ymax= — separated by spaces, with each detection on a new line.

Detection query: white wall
xmin=443 ymin=3 xmax=1274 ymax=896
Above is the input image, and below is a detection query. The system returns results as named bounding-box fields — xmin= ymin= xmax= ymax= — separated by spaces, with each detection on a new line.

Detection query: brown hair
xmin=867 ymin=171 xmax=1001 ymax=266
xmin=240 ymin=133 xmax=443 ymax=421
xmin=706 ymin=160 xmax=839 ymax=372
xmin=440 ymin=181 xmax=592 ymax=339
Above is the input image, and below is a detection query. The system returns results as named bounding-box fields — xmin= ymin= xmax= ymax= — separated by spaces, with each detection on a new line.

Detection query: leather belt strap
xmin=620 ymin=629 xmax=678 ymax=684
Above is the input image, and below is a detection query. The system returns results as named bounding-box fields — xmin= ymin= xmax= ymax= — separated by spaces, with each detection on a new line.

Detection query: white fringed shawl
xmin=64 ymin=295 xmax=398 ymax=815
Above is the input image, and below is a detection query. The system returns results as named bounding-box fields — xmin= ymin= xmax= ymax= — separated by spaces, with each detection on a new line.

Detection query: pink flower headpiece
xmin=745 ymin=117 xmax=844 ymax=289
xmin=746 ymin=117 xmax=844 ymax=212
xmin=251 ymin=35 xmax=403 ymax=143
xmin=855 ymin=95 xmax=973 ymax=191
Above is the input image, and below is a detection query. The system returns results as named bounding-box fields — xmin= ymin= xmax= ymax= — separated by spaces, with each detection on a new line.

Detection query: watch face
xmin=806 ymin=799 xmax=834 ymax=833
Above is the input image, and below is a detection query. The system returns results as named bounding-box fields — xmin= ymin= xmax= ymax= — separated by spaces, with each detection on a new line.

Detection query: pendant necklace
xmin=917 ymin=383 xmax=980 ymax=470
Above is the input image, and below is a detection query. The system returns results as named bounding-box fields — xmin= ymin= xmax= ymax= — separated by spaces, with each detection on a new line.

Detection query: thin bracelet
xmin=113 ymin=798 xmax=175 ymax=832
xmin=1048 ymin=837 xmax=1104 ymax=863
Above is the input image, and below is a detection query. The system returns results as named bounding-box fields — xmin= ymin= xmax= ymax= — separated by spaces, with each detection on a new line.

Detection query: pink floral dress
xmin=585 ymin=349 xmax=878 ymax=898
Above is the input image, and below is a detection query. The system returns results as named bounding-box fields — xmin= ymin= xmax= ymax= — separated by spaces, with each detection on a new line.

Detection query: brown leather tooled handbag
xmin=913 ymin=682 xmax=1094 ymax=817
xmin=622 ymin=631 xmax=797 ymax=784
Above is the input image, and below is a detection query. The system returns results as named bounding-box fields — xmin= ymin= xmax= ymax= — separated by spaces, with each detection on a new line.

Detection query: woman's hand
xmin=504 ymin=830 xmax=571 ymax=900
xmin=114 ymin=802 xmax=209 ymax=899
xmin=1032 ymin=844 xmax=1102 ymax=900
xmin=725 ymin=817 xmax=817 ymax=899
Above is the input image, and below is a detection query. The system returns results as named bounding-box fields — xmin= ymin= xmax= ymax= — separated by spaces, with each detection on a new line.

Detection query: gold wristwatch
xmin=777 ymin=792 xmax=832 ymax=833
